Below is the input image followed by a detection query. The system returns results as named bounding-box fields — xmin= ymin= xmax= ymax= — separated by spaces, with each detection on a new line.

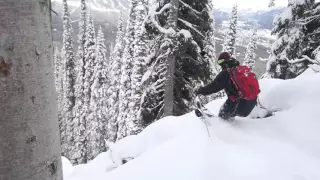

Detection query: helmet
xmin=217 ymin=52 xmax=231 ymax=65
xmin=216 ymin=52 xmax=239 ymax=68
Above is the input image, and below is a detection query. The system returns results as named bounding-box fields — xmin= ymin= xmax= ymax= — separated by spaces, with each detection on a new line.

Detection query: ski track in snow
xmin=63 ymin=70 xmax=320 ymax=180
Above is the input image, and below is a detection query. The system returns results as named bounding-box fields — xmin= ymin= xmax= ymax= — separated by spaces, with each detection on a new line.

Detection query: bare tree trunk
xmin=0 ymin=1 xmax=63 ymax=180
xmin=163 ymin=0 xmax=179 ymax=117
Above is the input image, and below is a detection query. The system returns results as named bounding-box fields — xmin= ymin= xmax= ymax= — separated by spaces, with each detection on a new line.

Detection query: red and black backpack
xmin=226 ymin=65 xmax=261 ymax=100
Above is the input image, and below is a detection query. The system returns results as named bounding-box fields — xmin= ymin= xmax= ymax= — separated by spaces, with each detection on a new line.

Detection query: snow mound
xmin=298 ymin=64 xmax=320 ymax=77
xmin=61 ymin=156 xmax=73 ymax=178
xmin=64 ymin=73 xmax=320 ymax=180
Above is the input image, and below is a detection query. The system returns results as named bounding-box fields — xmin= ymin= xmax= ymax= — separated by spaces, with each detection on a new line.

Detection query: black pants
xmin=219 ymin=98 xmax=257 ymax=120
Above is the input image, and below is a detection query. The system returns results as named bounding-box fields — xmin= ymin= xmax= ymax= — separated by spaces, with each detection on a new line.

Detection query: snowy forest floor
xmin=63 ymin=67 xmax=320 ymax=180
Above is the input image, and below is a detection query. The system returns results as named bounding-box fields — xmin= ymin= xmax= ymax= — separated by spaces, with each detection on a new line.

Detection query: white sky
xmin=214 ymin=0 xmax=288 ymax=10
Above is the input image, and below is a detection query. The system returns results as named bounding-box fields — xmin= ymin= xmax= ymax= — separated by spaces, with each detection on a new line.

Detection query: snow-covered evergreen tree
xmin=83 ymin=11 xmax=97 ymax=160
xmin=200 ymin=0 xmax=224 ymax=102
xmin=83 ymin=12 xmax=96 ymax=111
xmin=139 ymin=34 xmax=168 ymax=126
xmin=264 ymin=0 xmax=317 ymax=79
xmin=60 ymin=0 xmax=76 ymax=159
xmin=204 ymin=0 xmax=219 ymax=77
xmin=243 ymin=28 xmax=258 ymax=71
xmin=71 ymin=0 xmax=87 ymax=165
xmin=296 ymin=1 xmax=320 ymax=68
xmin=88 ymin=26 xmax=108 ymax=160
xmin=140 ymin=0 xmax=179 ymax=126
xmin=302 ymin=2 xmax=320 ymax=67
xmin=106 ymin=13 xmax=125 ymax=142
xmin=141 ymin=0 xmax=214 ymax=126
xmin=126 ymin=0 xmax=149 ymax=137
xmin=222 ymin=4 xmax=238 ymax=56
xmin=117 ymin=0 xmax=139 ymax=140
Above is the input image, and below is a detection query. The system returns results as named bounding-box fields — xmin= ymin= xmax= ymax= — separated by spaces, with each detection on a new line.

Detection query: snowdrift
xmin=63 ymin=71 xmax=320 ymax=180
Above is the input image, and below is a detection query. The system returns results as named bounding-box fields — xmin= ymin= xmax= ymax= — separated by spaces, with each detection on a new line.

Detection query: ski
xmin=194 ymin=98 xmax=215 ymax=125
xmin=195 ymin=100 xmax=214 ymax=118
xmin=194 ymin=98 xmax=213 ymax=137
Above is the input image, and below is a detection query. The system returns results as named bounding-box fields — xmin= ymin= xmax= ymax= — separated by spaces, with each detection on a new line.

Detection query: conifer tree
xmin=243 ymin=28 xmax=258 ymax=71
xmin=264 ymin=0 xmax=317 ymax=79
xmin=83 ymin=12 xmax=96 ymax=111
xmin=72 ymin=0 xmax=87 ymax=165
xmin=200 ymin=0 xmax=224 ymax=102
xmin=60 ymin=0 xmax=76 ymax=158
xmin=140 ymin=0 xmax=179 ymax=126
xmin=307 ymin=2 xmax=320 ymax=64
xmin=123 ymin=0 xmax=149 ymax=138
xmin=83 ymin=11 xmax=97 ymax=160
xmin=117 ymin=0 xmax=139 ymax=140
xmin=141 ymin=0 xmax=214 ymax=125
xmin=204 ymin=0 xmax=219 ymax=77
xmin=222 ymin=4 xmax=238 ymax=56
xmin=88 ymin=26 xmax=108 ymax=160
xmin=106 ymin=13 xmax=125 ymax=142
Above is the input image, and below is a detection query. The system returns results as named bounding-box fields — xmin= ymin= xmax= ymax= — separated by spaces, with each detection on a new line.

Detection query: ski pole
xmin=204 ymin=121 xmax=211 ymax=138
xmin=195 ymin=96 xmax=211 ymax=138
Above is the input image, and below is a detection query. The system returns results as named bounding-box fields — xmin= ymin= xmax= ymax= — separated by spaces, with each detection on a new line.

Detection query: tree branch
xmin=302 ymin=55 xmax=320 ymax=64
xmin=179 ymin=0 xmax=201 ymax=15
xmin=296 ymin=14 xmax=320 ymax=25
xmin=178 ymin=18 xmax=204 ymax=38
xmin=155 ymin=3 xmax=172 ymax=15
xmin=178 ymin=0 xmax=203 ymax=21
xmin=149 ymin=3 xmax=175 ymax=34
xmin=286 ymin=55 xmax=320 ymax=65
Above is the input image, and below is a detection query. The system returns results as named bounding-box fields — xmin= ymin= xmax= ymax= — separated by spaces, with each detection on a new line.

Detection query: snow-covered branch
xmin=303 ymin=5 xmax=320 ymax=15
xmin=178 ymin=18 xmax=204 ymax=38
xmin=155 ymin=50 xmax=170 ymax=65
xmin=302 ymin=55 xmax=320 ymax=64
xmin=149 ymin=3 xmax=175 ymax=34
xmin=296 ymin=14 xmax=320 ymax=25
xmin=145 ymin=51 xmax=156 ymax=65
xmin=286 ymin=55 xmax=320 ymax=65
xmin=179 ymin=0 xmax=203 ymax=21
xmin=179 ymin=0 xmax=201 ymax=15
xmin=154 ymin=3 xmax=172 ymax=15
xmin=157 ymin=105 xmax=165 ymax=118
xmin=149 ymin=101 xmax=164 ymax=111
xmin=177 ymin=29 xmax=192 ymax=41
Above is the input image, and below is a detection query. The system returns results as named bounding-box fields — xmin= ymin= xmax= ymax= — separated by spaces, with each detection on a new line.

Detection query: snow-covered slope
xmin=63 ymin=69 xmax=320 ymax=180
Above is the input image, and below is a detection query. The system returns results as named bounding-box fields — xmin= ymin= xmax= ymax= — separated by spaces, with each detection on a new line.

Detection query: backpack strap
xmin=225 ymin=66 xmax=242 ymax=116
xmin=226 ymin=67 xmax=243 ymax=98
xmin=231 ymin=68 xmax=244 ymax=98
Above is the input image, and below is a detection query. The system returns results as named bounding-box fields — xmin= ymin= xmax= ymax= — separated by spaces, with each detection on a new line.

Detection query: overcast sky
xmin=214 ymin=0 xmax=288 ymax=10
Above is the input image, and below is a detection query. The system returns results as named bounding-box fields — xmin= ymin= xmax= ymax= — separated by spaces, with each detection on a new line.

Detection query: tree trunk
xmin=162 ymin=0 xmax=179 ymax=117
xmin=0 ymin=1 xmax=63 ymax=180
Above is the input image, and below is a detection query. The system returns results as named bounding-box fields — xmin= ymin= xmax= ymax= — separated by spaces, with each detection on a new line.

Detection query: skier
xmin=195 ymin=52 xmax=260 ymax=121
